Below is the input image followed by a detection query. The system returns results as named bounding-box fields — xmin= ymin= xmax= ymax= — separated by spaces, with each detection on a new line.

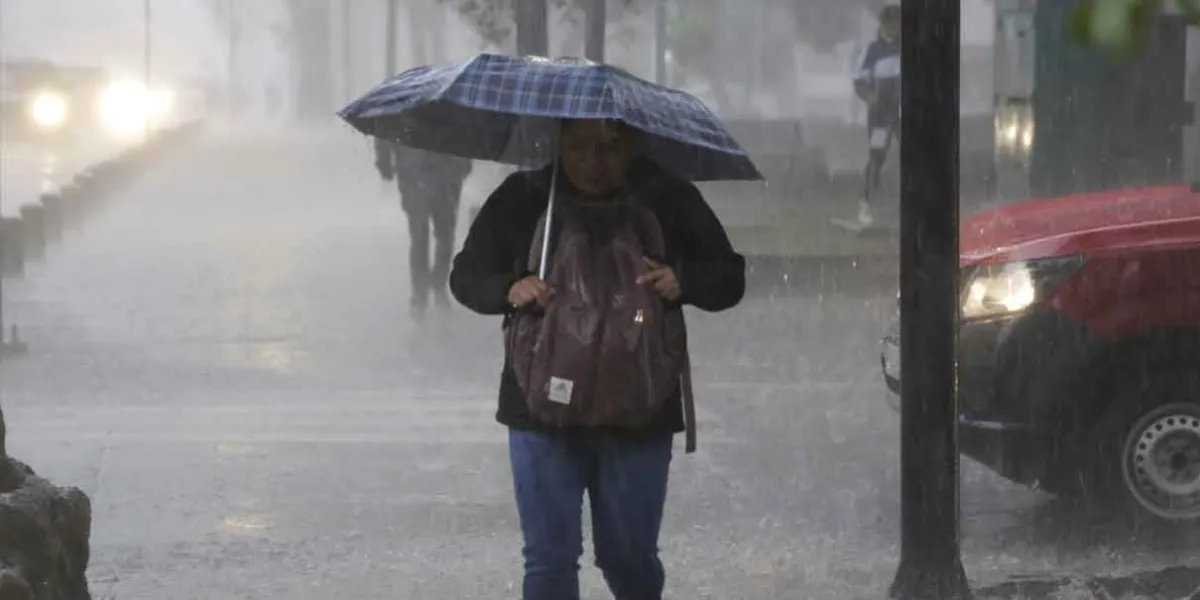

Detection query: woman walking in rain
xmin=340 ymin=54 xmax=758 ymax=599
xmin=451 ymin=118 xmax=744 ymax=598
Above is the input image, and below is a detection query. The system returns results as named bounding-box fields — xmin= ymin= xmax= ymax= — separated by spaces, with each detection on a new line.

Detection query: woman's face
xmin=559 ymin=120 xmax=636 ymax=196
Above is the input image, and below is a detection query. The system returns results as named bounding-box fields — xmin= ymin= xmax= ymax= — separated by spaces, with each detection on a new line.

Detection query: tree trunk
xmin=342 ymin=0 xmax=353 ymax=102
xmin=227 ymin=0 xmax=238 ymax=114
xmin=584 ymin=0 xmax=606 ymax=62
xmin=654 ymin=0 xmax=667 ymax=84
xmin=516 ymin=0 xmax=549 ymax=56
xmin=409 ymin=0 xmax=430 ymax=66
xmin=385 ymin=0 xmax=399 ymax=77
xmin=426 ymin=0 xmax=448 ymax=63
xmin=288 ymin=0 xmax=335 ymax=120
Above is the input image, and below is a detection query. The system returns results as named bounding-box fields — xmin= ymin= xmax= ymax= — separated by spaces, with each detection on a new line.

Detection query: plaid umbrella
xmin=338 ymin=54 xmax=762 ymax=182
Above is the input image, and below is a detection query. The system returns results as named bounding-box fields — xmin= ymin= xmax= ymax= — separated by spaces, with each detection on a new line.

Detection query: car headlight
xmin=98 ymin=80 xmax=177 ymax=136
xmin=29 ymin=91 xmax=68 ymax=129
xmin=995 ymin=107 xmax=1035 ymax=156
xmin=960 ymin=256 xmax=1085 ymax=321
xmin=99 ymin=80 xmax=149 ymax=135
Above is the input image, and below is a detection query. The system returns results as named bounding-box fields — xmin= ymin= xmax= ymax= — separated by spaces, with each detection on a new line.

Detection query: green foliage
xmin=1070 ymin=0 xmax=1200 ymax=57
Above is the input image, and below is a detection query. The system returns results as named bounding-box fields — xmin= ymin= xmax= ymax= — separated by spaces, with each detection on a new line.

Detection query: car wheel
xmin=1120 ymin=402 xmax=1200 ymax=521
xmin=1084 ymin=371 xmax=1200 ymax=522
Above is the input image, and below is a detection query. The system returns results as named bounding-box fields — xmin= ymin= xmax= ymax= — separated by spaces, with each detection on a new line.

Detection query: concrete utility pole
xmin=890 ymin=0 xmax=971 ymax=598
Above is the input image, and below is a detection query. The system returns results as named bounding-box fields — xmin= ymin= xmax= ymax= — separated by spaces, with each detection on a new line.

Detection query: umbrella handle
xmin=537 ymin=158 xmax=558 ymax=280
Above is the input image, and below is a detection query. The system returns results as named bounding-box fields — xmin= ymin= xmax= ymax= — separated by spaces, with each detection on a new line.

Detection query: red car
xmin=881 ymin=185 xmax=1200 ymax=521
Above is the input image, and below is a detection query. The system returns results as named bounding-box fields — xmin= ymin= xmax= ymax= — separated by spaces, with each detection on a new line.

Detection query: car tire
xmin=1081 ymin=370 xmax=1200 ymax=522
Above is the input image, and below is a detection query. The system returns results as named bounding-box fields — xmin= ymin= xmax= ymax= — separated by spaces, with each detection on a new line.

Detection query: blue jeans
xmin=508 ymin=428 xmax=673 ymax=600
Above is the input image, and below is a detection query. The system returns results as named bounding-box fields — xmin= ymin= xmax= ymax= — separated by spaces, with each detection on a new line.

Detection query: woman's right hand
xmin=508 ymin=276 xmax=554 ymax=309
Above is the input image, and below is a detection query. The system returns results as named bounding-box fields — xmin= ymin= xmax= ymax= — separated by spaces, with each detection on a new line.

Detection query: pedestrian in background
xmin=374 ymin=139 xmax=474 ymax=321
xmin=850 ymin=3 xmax=901 ymax=227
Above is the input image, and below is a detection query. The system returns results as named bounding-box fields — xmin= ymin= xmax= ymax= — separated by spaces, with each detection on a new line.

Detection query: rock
xmin=0 ymin=458 xmax=91 ymax=600
xmin=0 ymin=570 xmax=33 ymax=600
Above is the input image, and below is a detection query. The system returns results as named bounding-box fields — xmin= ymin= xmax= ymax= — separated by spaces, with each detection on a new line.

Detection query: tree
xmin=437 ymin=0 xmax=636 ymax=51
xmin=1071 ymin=0 xmax=1200 ymax=55
xmin=515 ymin=0 xmax=549 ymax=55
xmin=287 ymin=0 xmax=334 ymax=119
xmin=584 ymin=0 xmax=606 ymax=61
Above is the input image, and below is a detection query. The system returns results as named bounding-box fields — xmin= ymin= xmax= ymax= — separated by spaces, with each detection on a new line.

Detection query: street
xmin=1 ymin=126 xmax=1196 ymax=599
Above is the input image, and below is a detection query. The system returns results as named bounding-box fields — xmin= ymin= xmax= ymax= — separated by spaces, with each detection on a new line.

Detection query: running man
xmin=851 ymin=4 xmax=901 ymax=227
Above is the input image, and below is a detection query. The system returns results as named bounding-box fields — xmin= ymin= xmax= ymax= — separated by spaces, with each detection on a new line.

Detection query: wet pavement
xmin=1 ymin=125 xmax=1197 ymax=599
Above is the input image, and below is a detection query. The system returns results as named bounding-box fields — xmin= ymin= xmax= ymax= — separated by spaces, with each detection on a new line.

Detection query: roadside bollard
xmin=1 ymin=218 xmax=26 ymax=278
xmin=81 ymin=170 xmax=109 ymax=214
xmin=39 ymin=193 xmax=64 ymax=245
xmin=19 ymin=205 xmax=46 ymax=263
xmin=73 ymin=172 xmax=99 ymax=218
xmin=60 ymin=183 xmax=84 ymax=232
xmin=98 ymin=165 xmax=117 ymax=192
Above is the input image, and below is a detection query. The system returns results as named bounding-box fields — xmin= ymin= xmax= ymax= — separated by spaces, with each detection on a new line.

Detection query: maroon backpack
xmin=506 ymin=186 xmax=697 ymax=452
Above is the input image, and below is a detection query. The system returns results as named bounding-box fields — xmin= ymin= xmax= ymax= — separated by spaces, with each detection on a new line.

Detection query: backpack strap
xmin=681 ymin=351 xmax=697 ymax=454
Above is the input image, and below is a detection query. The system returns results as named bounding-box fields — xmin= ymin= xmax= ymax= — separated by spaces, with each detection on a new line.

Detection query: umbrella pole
xmin=538 ymin=158 xmax=559 ymax=280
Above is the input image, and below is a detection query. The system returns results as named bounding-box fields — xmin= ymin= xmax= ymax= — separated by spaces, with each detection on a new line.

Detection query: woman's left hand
xmin=637 ymin=257 xmax=681 ymax=301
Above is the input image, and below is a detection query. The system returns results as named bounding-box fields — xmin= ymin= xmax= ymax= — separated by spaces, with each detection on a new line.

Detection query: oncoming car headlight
xmin=994 ymin=105 xmax=1035 ymax=156
xmin=960 ymin=256 xmax=1086 ymax=320
xmin=28 ymin=91 xmax=68 ymax=129
xmin=99 ymin=80 xmax=148 ymax=136
xmin=98 ymin=80 xmax=177 ymax=136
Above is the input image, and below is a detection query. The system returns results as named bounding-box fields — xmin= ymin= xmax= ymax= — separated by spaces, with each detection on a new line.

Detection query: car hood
xmin=959 ymin=185 xmax=1200 ymax=265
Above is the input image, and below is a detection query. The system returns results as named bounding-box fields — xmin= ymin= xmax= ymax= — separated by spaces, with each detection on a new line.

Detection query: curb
xmin=977 ymin=566 xmax=1200 ymax=599
xmin=0 ymin=119 xmax=207 ymax=354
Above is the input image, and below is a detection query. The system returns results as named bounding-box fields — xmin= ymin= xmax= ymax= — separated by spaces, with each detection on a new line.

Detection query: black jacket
xmin=449 ymin=159 xmax=746 ymax=435
xmin=853 ymin=35 xmax=901 ymax=122
xmin=373 ymin=138 xmax=474 ymax=204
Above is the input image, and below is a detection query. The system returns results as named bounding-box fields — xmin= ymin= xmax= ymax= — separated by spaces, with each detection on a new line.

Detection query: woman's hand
xmin=637 ymin=257 xmax=681 ymax=301
xmin=508 ymin=276 xmax=554 ymax=309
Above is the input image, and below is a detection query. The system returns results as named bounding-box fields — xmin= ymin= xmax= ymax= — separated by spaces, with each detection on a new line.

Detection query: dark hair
xmin=879 ymin=4 xmax=900 ymax=22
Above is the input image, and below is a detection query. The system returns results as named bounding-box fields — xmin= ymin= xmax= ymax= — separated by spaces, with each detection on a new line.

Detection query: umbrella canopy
xmin=339 ymin=54 xmax=762 ymax=182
